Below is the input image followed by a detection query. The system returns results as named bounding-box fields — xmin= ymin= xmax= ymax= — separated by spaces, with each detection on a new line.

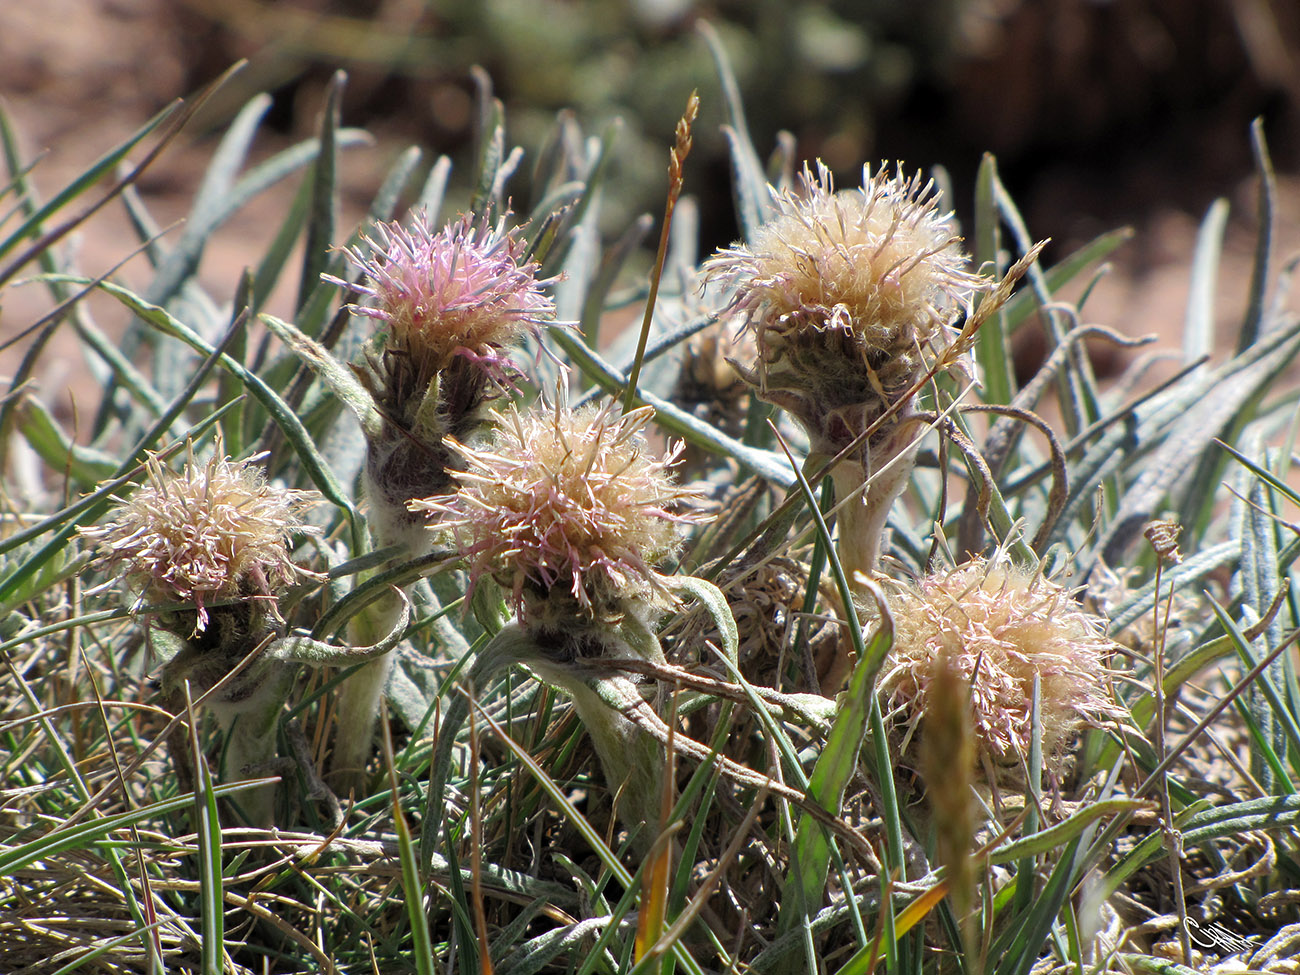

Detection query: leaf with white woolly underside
xmin=261 ymin=313 xmax=382 ymax=439
xmin=266 ymin=591 xmax=409 ymax=664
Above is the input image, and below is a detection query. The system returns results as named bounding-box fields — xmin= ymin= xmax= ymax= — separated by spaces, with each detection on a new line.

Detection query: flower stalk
xmin=318 ymin=210 xmax=558 ymax=794
xmin=80 ymin=446 xmax=322 ymax=824
xmin=413 ymin=397 xmax=701 ymax=848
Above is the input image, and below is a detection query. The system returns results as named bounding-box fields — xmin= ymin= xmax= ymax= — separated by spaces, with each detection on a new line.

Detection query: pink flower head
xmin=81 ymin=450 xmax=321 ymax=634
xmin=878 ymin=557 xmax=1123 ymax=770
xmin=411 ymin=400 xmax=701 ymax=622
xmin=329 ymin=211 xmax=557 ymax=382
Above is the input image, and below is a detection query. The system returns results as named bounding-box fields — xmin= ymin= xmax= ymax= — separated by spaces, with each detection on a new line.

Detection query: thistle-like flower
xmin=328 ymin=209 xmax=561 ymax=553
xmin=412 ymin=399 xmax=699 ymax=625
xmin=322 ymin=210 xmax=559 ymax=790
xmin=704 ymin=161 xmax=985 ymax=456
xmin=413 ymin=399 xmax=700 ymax=846
xmin=331 ymin=210 xmax=557 ymax=432
xmin=705 ymin=161 xmax=996 ymax=687
xmin=81 ymin=448 xmax=322 ymax=824
xmin=81 ymin=450 xmax=320 ymax=636
xmin=877 ymin=557 xmax=1123 ymax=774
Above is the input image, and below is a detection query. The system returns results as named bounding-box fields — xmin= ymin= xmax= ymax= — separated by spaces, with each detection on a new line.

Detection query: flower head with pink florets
xmin=704 ymin=161 xmax=987 ymax=444
xmin=80 ymin=448 xmax=321 ymax=637
xmin=877 ymin=556 xmax=1125 ymax=777
xmin=411 ymin=398 xmax=702 ymax=626
xmin=331 ymin=210 xmax=557 ymax=394
xmin=325 ymin=210 xmax=563 ymax=554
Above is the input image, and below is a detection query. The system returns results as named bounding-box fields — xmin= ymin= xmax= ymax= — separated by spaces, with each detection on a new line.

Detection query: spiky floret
xmin=329 ymin=210 xmax=557 ymax=388
xmin=877 ymin=557 xmax=1123 ymax=770
xmin=80 ymin=450 xmax=320 ymax=633
xmin=411 ymin=400 xmax=700 ymax=621
xmin=704 ymin=161 xmax=986 ymax=421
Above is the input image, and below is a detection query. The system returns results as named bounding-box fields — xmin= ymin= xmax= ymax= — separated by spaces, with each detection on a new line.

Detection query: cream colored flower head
xmin=411 ymin=399 xmax=701 ymax=622
xmin=877 ymin=557 xmax=1122 ymax=771
xmin=81 ymin=450 xmax=321 ymax=633
xmin=704 ymin=161 xmax=986 ymax=408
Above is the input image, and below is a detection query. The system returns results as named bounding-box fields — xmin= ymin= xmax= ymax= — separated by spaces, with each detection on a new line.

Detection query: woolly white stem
xmin=215 ymin=665 xmax=295 ymax=827
xmin=329 ymin=588 xmax=404 ymax=798
xmin=555 ymin=675 xmax=665 ymax=848
xmin=825 ymin=421 xmax=920 ymax=689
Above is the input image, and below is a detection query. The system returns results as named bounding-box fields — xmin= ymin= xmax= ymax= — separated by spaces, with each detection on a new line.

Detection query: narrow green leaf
xmin=1000 ymin=228 xmax=1133 ymax=333
xmin=1239 ymin=118 xmax=1275 ymax=352
xmin=260 ymin=313 xmax=381 ymax=438
xmin=547 ymin=324 xmax=795 ymax=487
xmin=298 ymin=70 xmax=345 ymax=313
xmin=0 ymin=780 xmax=267 ymax=875
xmin=988 ymin=799 xmax=1145 ymax=865
xmin=170 ymin=92 xmax=273 ymax=288
xmin=417 ymin=154 xmax=453 ymax=219
xmin=250 ymin=167 xmax=313 ymax=314
xmin=1208 ymin=594 xmax=1300 ymax=786
xmin=143 ymin=128 xmax=368 ymax=315
xmin=44 ymin=921 xmax=169 ymax=975
xmin=699 ymin=20 xmax=769 ymax=241
xmin=665 ymin=575 xmax=739 ymax=667
xmin=471 ymin=76 xmax=506 ymax=213
xmin=973 ymin=153 xmax=1013 ymax=406
xmin=268 ymin=596 xmax=409 ymax=666
xmin=991 ymin=840 xmax=1082 ymax=975
xmin=383 ymin=719 xmax=436 ymax=975
xmin=13 ymin=394 xmax=118 ymax=486
xmin=370 ymin=144 xmax=423 ymax=223
xmin=993 ymin=172 xmax=1100 ymax=434
xmin=1101 ymin=795 xmax=1300 ymax=903
xmin=218 ymin=273 xmax=252 ymax=457
xmin=190 ymin=708 xmax=225 ymax=975
xmin=777 ymin=609 xmax=893 ymax=937
xmin=582 ymin=212 xmax=653 ymax=344
xmin=539 ymin=119 xmax=621 ymax=280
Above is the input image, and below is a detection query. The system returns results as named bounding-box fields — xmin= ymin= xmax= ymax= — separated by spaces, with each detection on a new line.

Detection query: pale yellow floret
xmin=81 ymin=450 xmax=320 ymax=632
xmin=877 ymin=557 xmax=1122 ymax=771
xmin=411 ymin=400 xmax=701 ymax=620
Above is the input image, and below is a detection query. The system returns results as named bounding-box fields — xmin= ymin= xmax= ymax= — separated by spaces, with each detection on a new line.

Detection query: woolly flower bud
xmin=411 ymin=400 xmax=700 ymax=621
xmin=331 ymin=210 xmax=557 ymax=383
xmin=877 ymin=558 xmax=1122 ymax=770
xmin=704 ymin=161 xmax=986 ymax=436
xmin=81 ymin=452 xmax=321 ymax=633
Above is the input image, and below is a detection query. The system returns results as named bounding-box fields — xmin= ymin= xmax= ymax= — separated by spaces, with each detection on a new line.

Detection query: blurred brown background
xmin=3 ymin=0 xmax=1300 ymax=424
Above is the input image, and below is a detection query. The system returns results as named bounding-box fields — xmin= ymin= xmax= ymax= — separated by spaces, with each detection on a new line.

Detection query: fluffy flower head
xmin=877 ymin=557 xmax=1121 ymax=770
xmin=81 ymin=450 xmax=321 ymax=632
xmin=411 ymin=400 xmax=700 ymax=621
xmin=705 ymin=161 xmax=986 ymax=406
xmin=332 ymin=210 xmax=557 ymax=379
